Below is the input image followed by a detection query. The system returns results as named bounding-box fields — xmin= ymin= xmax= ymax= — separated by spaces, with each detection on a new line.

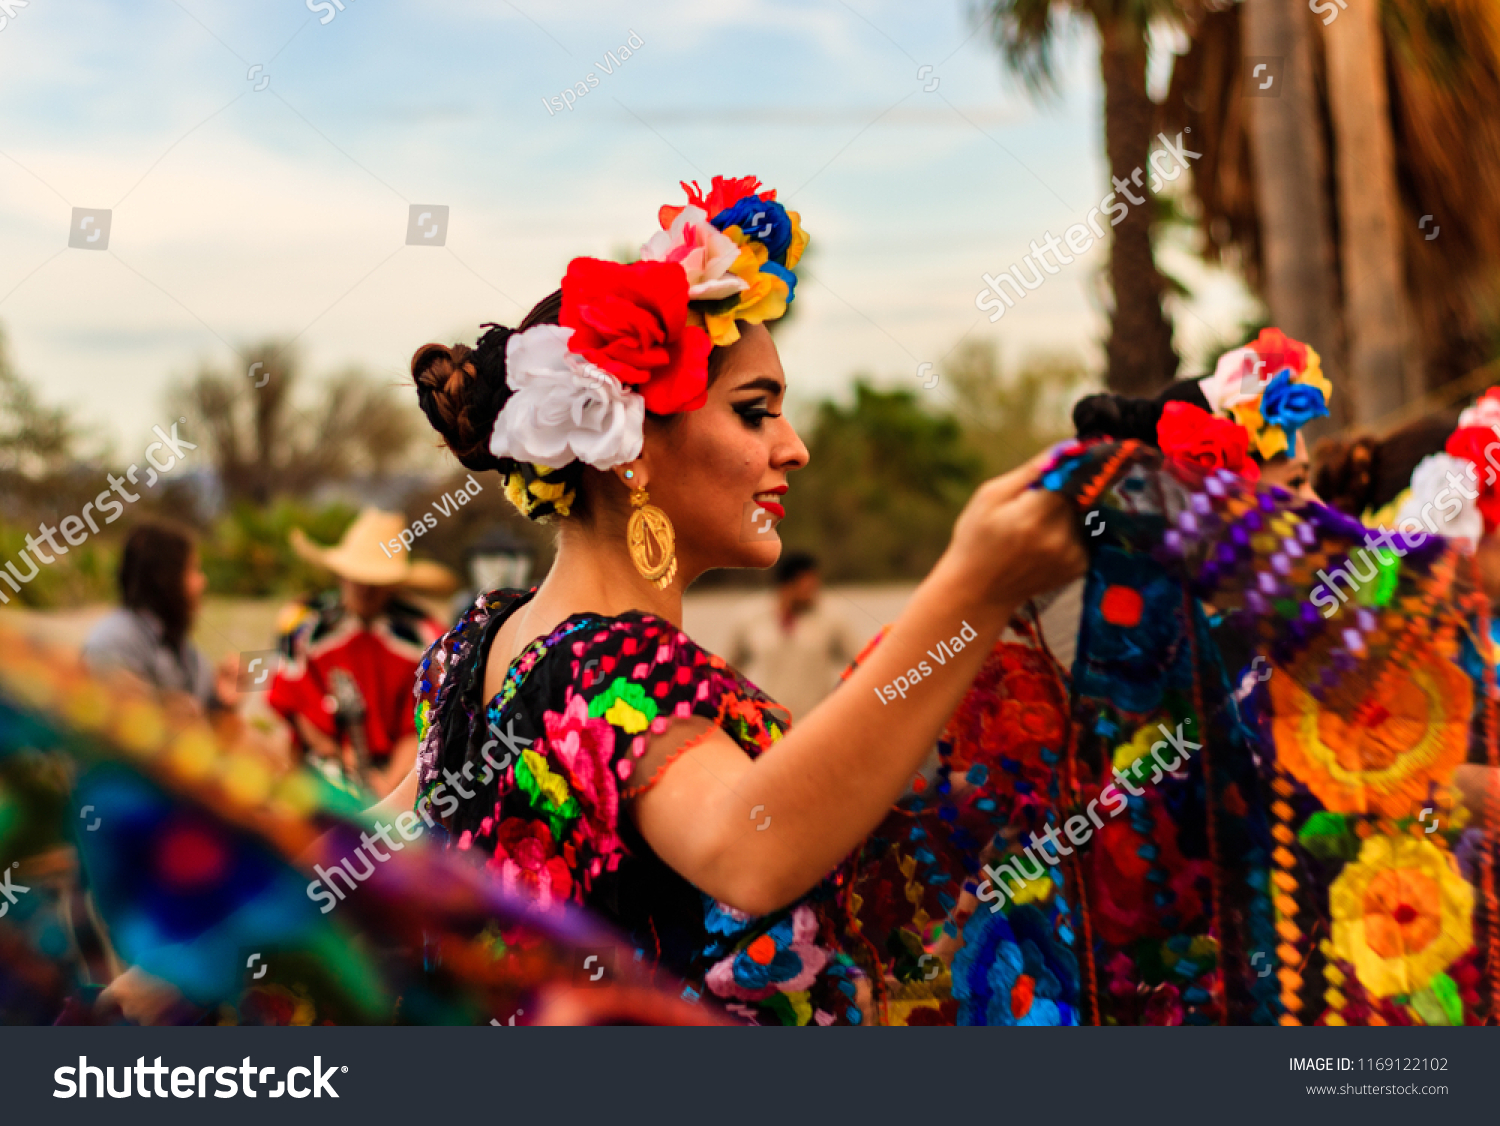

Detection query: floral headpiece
xmin=1440 ymin=387 xmax=1500 ymax=534
xmin=1198 ymin=327 xmax=1332 ymax=460
xmin=1153 ymin=328 xmax=1329 ymax=484
xmin=490 ymin=175 xmax=806 ymax=520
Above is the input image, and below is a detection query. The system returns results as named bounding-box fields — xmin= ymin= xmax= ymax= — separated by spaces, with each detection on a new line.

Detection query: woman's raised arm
xmin=632 ymin=455 xmax=1086 ymax=915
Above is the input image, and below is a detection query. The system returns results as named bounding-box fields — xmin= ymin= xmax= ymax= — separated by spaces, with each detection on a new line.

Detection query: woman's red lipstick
xmin=753 ymin=487 xmax=787 ymax=521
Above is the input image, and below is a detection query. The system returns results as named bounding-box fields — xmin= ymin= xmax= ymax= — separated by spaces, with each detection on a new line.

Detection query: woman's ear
xmin=613 ymin=461 xmax=649 ymax=491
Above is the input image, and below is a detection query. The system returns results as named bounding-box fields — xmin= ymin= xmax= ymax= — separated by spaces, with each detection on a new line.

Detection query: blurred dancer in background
xmin=82 ymin=521 xmax=236 ymax=719
xmin=726 ymin=550 xmax=860 ymax=721
xmin=270 ymin=508 xmax=448 ymax=798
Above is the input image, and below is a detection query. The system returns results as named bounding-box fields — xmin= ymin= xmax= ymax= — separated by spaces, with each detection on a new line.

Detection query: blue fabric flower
xmin=713 ymin=197 xmax=794 ymax=264
xmin=1259 ymin=368 xmax=1328 ymax=441
xmin=761 ymin=260 xmax=798 ymax=303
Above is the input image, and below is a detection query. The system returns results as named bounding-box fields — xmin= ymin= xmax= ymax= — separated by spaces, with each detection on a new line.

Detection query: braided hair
xmin=411 ymin=291 xmax=582 ymax=522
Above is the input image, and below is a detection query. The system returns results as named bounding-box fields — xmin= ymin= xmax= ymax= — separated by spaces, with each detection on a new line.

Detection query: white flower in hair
xmin=1396 ymin=453 xmax=1482 ymax=547
xmin=1200 ymin=346 xmax=1269 ymax=415
xmin=1458 ymin=392 xmax=1500 ymax=436
xmin=491 ymin=324 xmax=645 ymax=470
xmin=639 ymin=205 xmax=748 ymax=301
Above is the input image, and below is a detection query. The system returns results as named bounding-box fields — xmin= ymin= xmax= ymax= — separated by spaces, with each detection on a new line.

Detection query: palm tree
xmin=1165 ymin=0 xmax=1500 ymax=416
xmin=1240 ymin=0 xmax=1347 ymax=423
xmin=980 ymin=0 xmax=1183 ymax=397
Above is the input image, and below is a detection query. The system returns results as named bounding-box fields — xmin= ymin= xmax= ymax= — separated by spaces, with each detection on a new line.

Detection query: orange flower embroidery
xmin=1269 ymin=649 xmax=1470 ymax=818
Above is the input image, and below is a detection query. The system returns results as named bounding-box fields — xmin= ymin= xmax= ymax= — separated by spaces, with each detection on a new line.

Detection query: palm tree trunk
xmin=1323 ymin=0 xmax=1420 ymax=422
xmin=1242 ymin=0 xmax=1348 ymax=424
xmin=1098 ymin=16 xmax=1178 ymax=397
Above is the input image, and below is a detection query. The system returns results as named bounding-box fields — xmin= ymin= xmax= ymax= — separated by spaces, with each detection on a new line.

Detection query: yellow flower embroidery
xmin=520 ymin=749 xmax=573 ymax=809
xmin=604 ymin=696 xmax=649 ymax=734
xmin=1330 ymin=834 xmax=1472 ymax=999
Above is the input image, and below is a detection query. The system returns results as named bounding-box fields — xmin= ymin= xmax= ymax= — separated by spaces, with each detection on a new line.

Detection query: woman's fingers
xmin=981 ymin=450 xmax=1057 ymax=506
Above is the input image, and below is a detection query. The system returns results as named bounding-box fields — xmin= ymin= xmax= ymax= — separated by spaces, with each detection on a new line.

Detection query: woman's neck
xmin=535 ymin=519 xmax=687 ymax=625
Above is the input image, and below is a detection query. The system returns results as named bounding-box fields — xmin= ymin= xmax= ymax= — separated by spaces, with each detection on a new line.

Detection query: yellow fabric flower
xmin=1329 ymin=834 xmax=1473 ymax=998
xmin=1298 ymin=347 xmax=1333 ymax=403
xmin=700 ymin=229 xmax=791 ymax=346
xmin=784 ymin=209 xmax=808 ymax=269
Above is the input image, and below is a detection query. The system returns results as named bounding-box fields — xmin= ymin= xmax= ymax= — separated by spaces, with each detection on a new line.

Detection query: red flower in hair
xmin=1445 ymin=425 xmax=1500 ymax=532
xmin=1248 ymin=327 xmax=1309 ymax=377
xmin=1156 ymin=402 xmax=1260 ymax=481
xmin=560 ymin=257 xmax=713 ymax=414
xmin=658 ymin=175 xmax=770 ymax=230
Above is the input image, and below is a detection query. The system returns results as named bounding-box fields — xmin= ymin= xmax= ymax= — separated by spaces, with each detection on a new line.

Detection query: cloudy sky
xmin=0 ymin=0 xmax=1255 ymax=456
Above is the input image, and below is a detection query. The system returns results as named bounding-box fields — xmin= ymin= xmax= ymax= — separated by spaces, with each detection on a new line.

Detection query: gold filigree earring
xmin=626 ymin=487 xmax=677 ymax=589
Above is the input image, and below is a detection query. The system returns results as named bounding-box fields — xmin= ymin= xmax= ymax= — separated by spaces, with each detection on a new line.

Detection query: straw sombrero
xmin=289 ymin=508 xmax=457 ymax=592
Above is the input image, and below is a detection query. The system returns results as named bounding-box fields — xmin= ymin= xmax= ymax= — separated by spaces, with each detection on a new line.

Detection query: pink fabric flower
xmin=639 ymin=205 xmax=748 ymax=302
xmin=1199 ymin=346 xmax=1267 ymax=415
xmin=1458 ymin=387 xmax=1500 ymax=435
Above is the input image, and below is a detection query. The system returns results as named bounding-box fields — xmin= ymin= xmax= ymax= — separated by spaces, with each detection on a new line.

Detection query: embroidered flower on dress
xmin=952 ymin=904 xmax=1078 ymax=1026
xmin=1330 ymin=834 xmax=1474 ymax=998
xmin=542 ymin=694 xmax=622 ymax=857
xmin=586 ymin=676 xmax=659 ymax=734
xmin=704 ymin=905 xmax=830 ymax=1001
xmin=1268 ymin=648 xmax=1471 ymax=819
xmin=488 ymin=817 xmax=574 ymax=908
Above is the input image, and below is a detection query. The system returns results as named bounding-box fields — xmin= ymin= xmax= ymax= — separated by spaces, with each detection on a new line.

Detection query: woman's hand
xmin=943 ymin=452 xmax=1088 ymax=607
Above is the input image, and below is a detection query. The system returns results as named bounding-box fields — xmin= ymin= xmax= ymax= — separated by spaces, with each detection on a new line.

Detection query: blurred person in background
xmin=726 ymin=550 xmax=859 ymax=721
xmin=81 ymin=521 xmax=237 ymax=720
xmin=270 ymin=508 xmax=450 ymax=798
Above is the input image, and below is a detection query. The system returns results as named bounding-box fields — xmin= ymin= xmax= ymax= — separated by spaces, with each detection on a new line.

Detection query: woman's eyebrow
xmin=730 ymin=377 xmax=783 ymax=395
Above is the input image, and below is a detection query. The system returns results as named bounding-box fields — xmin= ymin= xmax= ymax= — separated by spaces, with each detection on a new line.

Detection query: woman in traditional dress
xmin=374 ymin=176 xmax=1086 ymax=1025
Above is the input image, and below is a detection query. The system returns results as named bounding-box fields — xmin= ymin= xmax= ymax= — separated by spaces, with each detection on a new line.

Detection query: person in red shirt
xmin=269 ymin=509 xmax=452 ymax=797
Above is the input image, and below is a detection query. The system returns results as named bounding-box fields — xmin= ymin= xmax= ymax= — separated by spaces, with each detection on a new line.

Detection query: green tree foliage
xmin=776 ymin=382 xmax=981 ymax=583
xmin=197 ymin=499 xmax=360 ymax=598
xmin=775 ymin=343 xmax=1091 ymax=583
xmin=940 ymin=340 xmax=1093 ymax=479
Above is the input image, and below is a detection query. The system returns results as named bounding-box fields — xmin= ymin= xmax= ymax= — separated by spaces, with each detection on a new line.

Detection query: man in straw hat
xmin=268 ymin=508 xmax=455 ymax=797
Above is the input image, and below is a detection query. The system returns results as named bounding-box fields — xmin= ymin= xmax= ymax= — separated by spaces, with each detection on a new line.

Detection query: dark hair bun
xmin=411 ymin=288 xmax=568 ymax=474
xmin=1072 ymin=393 xmax=1165 ymax=445
xmin=1073 ymin=378 xmax=1215 ymax=447
xmin=412 ymin=331 xmax=511 ymax=473
xmin=1311 ymin=435 xmax=1378 ymax=517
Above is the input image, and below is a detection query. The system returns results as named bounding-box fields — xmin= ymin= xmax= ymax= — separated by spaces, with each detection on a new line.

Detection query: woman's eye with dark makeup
xmin=733 ymin=401 xmax=781 ymax=429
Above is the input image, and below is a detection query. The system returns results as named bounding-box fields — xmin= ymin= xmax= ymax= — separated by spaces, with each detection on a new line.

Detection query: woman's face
xmin=640 ymin=324 xmax=809 ymax=577
xmin=1259 ymin=431 xmax=1315 ymax=500
xmin=184 ymin=547 xmax=208 ymax=621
